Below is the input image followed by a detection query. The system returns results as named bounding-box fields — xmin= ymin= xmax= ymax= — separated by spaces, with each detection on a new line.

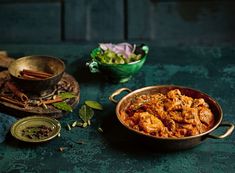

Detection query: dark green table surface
xmin=0 ymin=44 xmax=234 ymax=173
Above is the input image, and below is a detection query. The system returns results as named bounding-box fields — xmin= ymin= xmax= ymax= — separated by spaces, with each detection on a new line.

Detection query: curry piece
xmin=124 ymin=89 xmax=214 ymax=138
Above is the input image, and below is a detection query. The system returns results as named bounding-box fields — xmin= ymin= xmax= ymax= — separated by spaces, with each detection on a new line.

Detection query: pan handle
xmin=109 ymin=88 xmax=132 ymax=104
xmin=207 ymin=122 xmax=234 ymax=139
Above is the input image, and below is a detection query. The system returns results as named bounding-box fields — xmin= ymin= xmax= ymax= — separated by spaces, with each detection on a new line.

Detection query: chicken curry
xmin=122 ymin=89 xmax=214 ymax=138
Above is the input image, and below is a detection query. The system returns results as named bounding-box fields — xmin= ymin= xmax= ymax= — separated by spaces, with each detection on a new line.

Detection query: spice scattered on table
xmin=64 ymin=100 xmax=103 ymax=131
xmin=71 ymin=121 xmax=77 ymax=127
xmin=98 ymin=127 xmax=103 ymax=133
xmin=58 ymin=147 xmax=66 ymax=152
xmin=66 ymin=123 xmax=71 ymax=131
xmin=79 ymin=104 xmax=94 ymax=127
xmin=76 ymin=140 xmax=85 ymax=144
xmin=76 ymin=121 xmax=83 ymax=127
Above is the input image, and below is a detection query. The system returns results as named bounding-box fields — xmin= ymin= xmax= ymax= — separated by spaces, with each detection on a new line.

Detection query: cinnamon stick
xmin=21 ymin=69 xmax=53 ymax=79
xmin=5 ymin=81 xmax=29 ymax=102
xmin=0 ymin=95 xmax=26 ymax=108
xmin=20 ymin=73 xmax=41 ymax=80
xmin=39 ymin=96 xmax=63 ymax=106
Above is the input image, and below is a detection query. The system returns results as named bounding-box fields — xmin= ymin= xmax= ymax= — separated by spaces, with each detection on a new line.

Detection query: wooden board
xmin=0 ymin=71 xmax=80 ymax=119
xmin=0 ymin=51 xmax=14 ymax=68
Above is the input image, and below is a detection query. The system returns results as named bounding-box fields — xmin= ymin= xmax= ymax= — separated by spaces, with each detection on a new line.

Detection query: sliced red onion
xmin=99 ymin=43 xmax=134 ymax=58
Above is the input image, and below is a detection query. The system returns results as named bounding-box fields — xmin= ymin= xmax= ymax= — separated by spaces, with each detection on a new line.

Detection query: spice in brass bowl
xmin=8 ymin=55 xmax=65 ymax=93
xmin=19 ymin=69 xmax=53 ymax=80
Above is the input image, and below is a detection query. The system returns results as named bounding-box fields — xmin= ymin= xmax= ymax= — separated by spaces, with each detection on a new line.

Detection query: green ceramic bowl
xmin=87 ymin=44 xmax=149 ymax=83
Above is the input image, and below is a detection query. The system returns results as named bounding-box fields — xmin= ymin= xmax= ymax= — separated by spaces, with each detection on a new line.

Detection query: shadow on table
xmin=5 ymin=131 xmax=51 ymax=149
xmin=67 ymin=58 xmax=106 ymax=85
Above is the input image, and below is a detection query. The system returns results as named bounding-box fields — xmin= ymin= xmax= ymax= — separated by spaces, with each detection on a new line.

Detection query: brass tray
xmin=0 ymin=71 xmax=80 ymax=118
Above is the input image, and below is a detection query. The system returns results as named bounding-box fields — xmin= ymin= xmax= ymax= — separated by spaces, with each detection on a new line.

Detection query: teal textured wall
xmin=0 ymin=0 xmax=234 ymax=45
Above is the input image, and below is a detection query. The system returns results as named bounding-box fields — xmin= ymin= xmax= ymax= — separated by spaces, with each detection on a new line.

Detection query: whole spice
xmin=82 ymin=122 xmax=87 ymax=128
xmin=58 ymin=147 xmax=66 ymax=152
xmin=65 ymin=100 xmax=103 ymax=131
xmin=5 ymin=81 xmax=28 ymax=102
xmin=39 ymin=97 xmax=63 ymax=106
xmin=67 ymin=123 xmax=71 ymax=131
xmin=78 ymin=105 xmax=94 ymax=124
xmin=0 ymin=95 xmax=27 ymax=108
xmin=76 ymin=140 xmax=85 ymax=144
xmin=42 ymin=103 xmax=48 ymax=109
xmin=98 ymin=127 xmax=104 ymax=133
xmin=20 ymin=73 xmax=39 ymax=80
xmin=22 ymin=125 xmax=53 ymax=139
xmin=20 ymin=69 xmax=53 ymax=79
xmin=87 ymin=120 xmax=91 ymax=126
xmin=76 ymin=122 xmax=83 ymax=127
xmin=71 ymin=121 xmax=77 ymax=127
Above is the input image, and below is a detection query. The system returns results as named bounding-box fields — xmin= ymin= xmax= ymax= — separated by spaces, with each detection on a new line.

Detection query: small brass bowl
xmin=8 ymin=55 xmax=65 ymax=93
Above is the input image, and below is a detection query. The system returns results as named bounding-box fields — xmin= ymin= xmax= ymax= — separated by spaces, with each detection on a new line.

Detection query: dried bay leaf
xmin=58 ymin=92 xmax=76 ymax=100
xmin=85 ymin=100 xmax=103 ymax=110
xmin=53 ymin=102 xmax=73 ymax=112
xmin=79 ymin=105 xmax=94 ymax=123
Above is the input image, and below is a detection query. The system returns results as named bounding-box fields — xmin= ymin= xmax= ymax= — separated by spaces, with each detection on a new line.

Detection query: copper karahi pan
xmin=109 ymin=85 xmax=234 ymax=150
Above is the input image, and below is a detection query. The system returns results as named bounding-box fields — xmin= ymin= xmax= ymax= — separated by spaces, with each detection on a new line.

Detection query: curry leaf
xmin=58 ymin=92 xmax=76 ymax=100
xmin=79 ymin=105 xmax=94 ymax=123
xmin=85 ymin=100 xmax=103 ymax=110
xmin=53 ymin=102 xmax=73 ymax=112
